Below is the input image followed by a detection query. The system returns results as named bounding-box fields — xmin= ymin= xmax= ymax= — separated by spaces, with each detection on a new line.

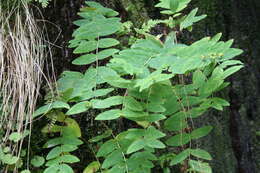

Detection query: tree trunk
xmin=40 ymin=0 xmax=260 ymax=172
xmin=191 ymin=0 xmax=260 ymax=172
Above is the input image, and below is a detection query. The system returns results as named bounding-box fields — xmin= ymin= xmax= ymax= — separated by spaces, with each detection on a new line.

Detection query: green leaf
xmin=123 ymin=96 xmax=143 ymax=111
xmin=34 ymin=101 xmax=70 ymax=118
xmin=170 ymin=0 xmax=179 ymax=13
xmin=163 ymin=97 xmax=180 ymax=115
xmin=210 ymin=97 xmax=230 ymax=111
xmin=45 ymin=154 xmax=79 ymax=166
xmin=166 ymin=133 xmax=191 ymax=146
xmin=146 ymin=114 xmax=166 ymax=122
xmin=97 ymin=48 xmax=119 ymax=60
xmin=222 ymin=65 xmax=243 ymax=79
xmin=45 ymin=163 xmax=74 ymax=173
xmin=73 ymin=40 xmax=98 ymax=54
xmin=211 ymin=33 xmax=222 ymax=42
xmin=126 ymin=152 xmax=155 ymax=172
xmin=63 ymin=118 xmax=82 ymax=137
xmin=95 ymin=109 xmax=122 ymax=120
xmin=97 ymin=139 xmax=118 ymax=157
xmin=85 ymin=1 xmax=119 ymax=17
xmin=191 ymin=126 xmax=213 ymax=140
xmin=222 ymin=48 xmax=243 ymax=60
xmin=43 ymin=137 xmax=82 ymax=148
xmin=83 ymin=66 xmax=118 ymax=85
xmin=199 ymin=77 xmax=224 ymax=97
xmin=168 ymin=56 xmax=203 ymax=74
xmin=188 ymin=160 xmax=212 ymax=173
xmin=72 ymin=49 xmax=119 ymax=65
xmin=170 ymin=149 xmax=190 ymax=165
xmin=127 ymin=139 xmax=145 ymax=154
xmin=73 ymin=19 xmax=90 ymax=27
xmin=49 ymin=101 xmax=70 ymax=109
xmin=83 ymin=161 xmax=100 ymax=173
xmin=190 ymin=149 xmax=212 ymax=160
xmin=66 ymin=101 xmax=91 ymax=115
xmin=102 ymin=150 xmax=124 ymax=169
xmin=60 ymin=144 xmax=78 ymax=152
xmin=180 ymin=8 xmax=207 ymax=30
xmin=104 ymin=76 xmax=132 ymax=88
xmin=43 ymin=138 xmax=63 ymax=148
xmin=9 ymin=132 xmax=23 ymax=142
xmin=146 ymin=139 xmax=166 ymax=149
xmin=92 ymin=88 xmax=114 ymax=97
xmin=98 ymin=38 xmax=119 ymax=48
xmin=62 ymin=137 xmax=83 ymax=146
xmin=156 ymin=0 xmax=191 ymax=14
xmin=43 ymin=165 xmax=59 ymax=173
xmin=46 ymin=146 xmax=62 ymax=160
xmin=146 ymin=103 xmax=166 ymax=113
xmin=89 ymin=130 xmax=112 ymax=143
xmin=58 ymin=164 xmax=74 ymax=173
xmin=31 ymin=155 xmax=45 ymax=167
xmin=145 ymin=126 xmax=166 ymax=139
xmin=164 ymin=112 xmax=188 ymax=131
xmin=85 ymin=1 xmax=104 ymax=8
xmin=108 ymin=163 xmax=126 ymax=173
xmin=125 ymin=129 xmax=145 ymax=140
xmin=193 ymin=70 xmax=206 ymax=88
xmin=72 ymin=54 xmax=96 ymax=65
xmin=20 ymin=170 xmax=31 ymax=173
xmin=58 ymin=155 xmax=80 ymax=163
xmin=91 ymin=96 xmax=123 ymax=109
xmin=74 ymin=18 xmax=121 ymax=40
xmin=219 ymin=60 xmax=243 ymax=69
xmin=57 ymin=71 xmax=95 ymax=98
xmin=61 ymin=88 xmax=74 ymax=102
xmin=135 ymin=71 xmax=174 ymax=91
xmin=1 ymin=154 xmax=19 ymax=165
xmin=3 ymin=147 xmax=10 ymax=153
xmin=122 ymin=110 xmax=148 ymax=121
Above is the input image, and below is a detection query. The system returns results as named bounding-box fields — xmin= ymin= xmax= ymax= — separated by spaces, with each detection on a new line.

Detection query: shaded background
xmin=38 ymin=0 xmax=260 ymax=172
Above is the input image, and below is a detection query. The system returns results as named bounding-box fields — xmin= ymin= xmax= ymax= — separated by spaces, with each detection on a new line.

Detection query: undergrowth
xmin=0 ymin=0 xmax=244 ymax=173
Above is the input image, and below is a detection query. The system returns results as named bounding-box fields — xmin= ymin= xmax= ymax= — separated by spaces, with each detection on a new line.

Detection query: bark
xmin=190 ymin=0 xmax=260 ymax=172
xmin=40 ymin=0 xmax=260 ymax=172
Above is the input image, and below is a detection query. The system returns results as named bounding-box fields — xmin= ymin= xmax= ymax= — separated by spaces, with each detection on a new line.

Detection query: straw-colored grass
xmin=0 ymin=1 xmax=53 ymax=171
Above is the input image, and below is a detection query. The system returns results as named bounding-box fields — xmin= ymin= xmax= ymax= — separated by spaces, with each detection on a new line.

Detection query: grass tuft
xmin=0 ymin=1 xmax=54 ymax=171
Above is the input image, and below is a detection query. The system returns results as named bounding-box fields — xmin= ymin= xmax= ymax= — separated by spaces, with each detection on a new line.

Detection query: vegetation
xmin=0 ymin=0 xmax=245 ymax=172
xmin=0 ymin=1 xmax=50 ymax=172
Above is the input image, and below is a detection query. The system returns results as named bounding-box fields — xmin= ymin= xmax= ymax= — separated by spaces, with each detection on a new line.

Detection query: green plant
xmin=40 ymin=111 xmax=82 ymax=173
xmin=0 ymin=131 xmax=30 ymax=172
xmin=35 ymin=0 xmax=50 ymax=7
xmin=32 ymin=100 xmax=83 ymax=172
xmin=27 ymin=0 xmax=51 ymax=7
xmin=34 ymin=0 xmax=243 ymax=172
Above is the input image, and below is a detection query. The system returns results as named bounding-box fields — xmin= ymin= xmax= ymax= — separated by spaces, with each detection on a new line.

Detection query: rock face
xmin=41 ymin=0 xmax=260 ymax=172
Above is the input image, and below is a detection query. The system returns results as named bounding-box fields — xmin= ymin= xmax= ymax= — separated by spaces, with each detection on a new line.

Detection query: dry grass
xmin=0 ymin=1 xmax=54 ymax=171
